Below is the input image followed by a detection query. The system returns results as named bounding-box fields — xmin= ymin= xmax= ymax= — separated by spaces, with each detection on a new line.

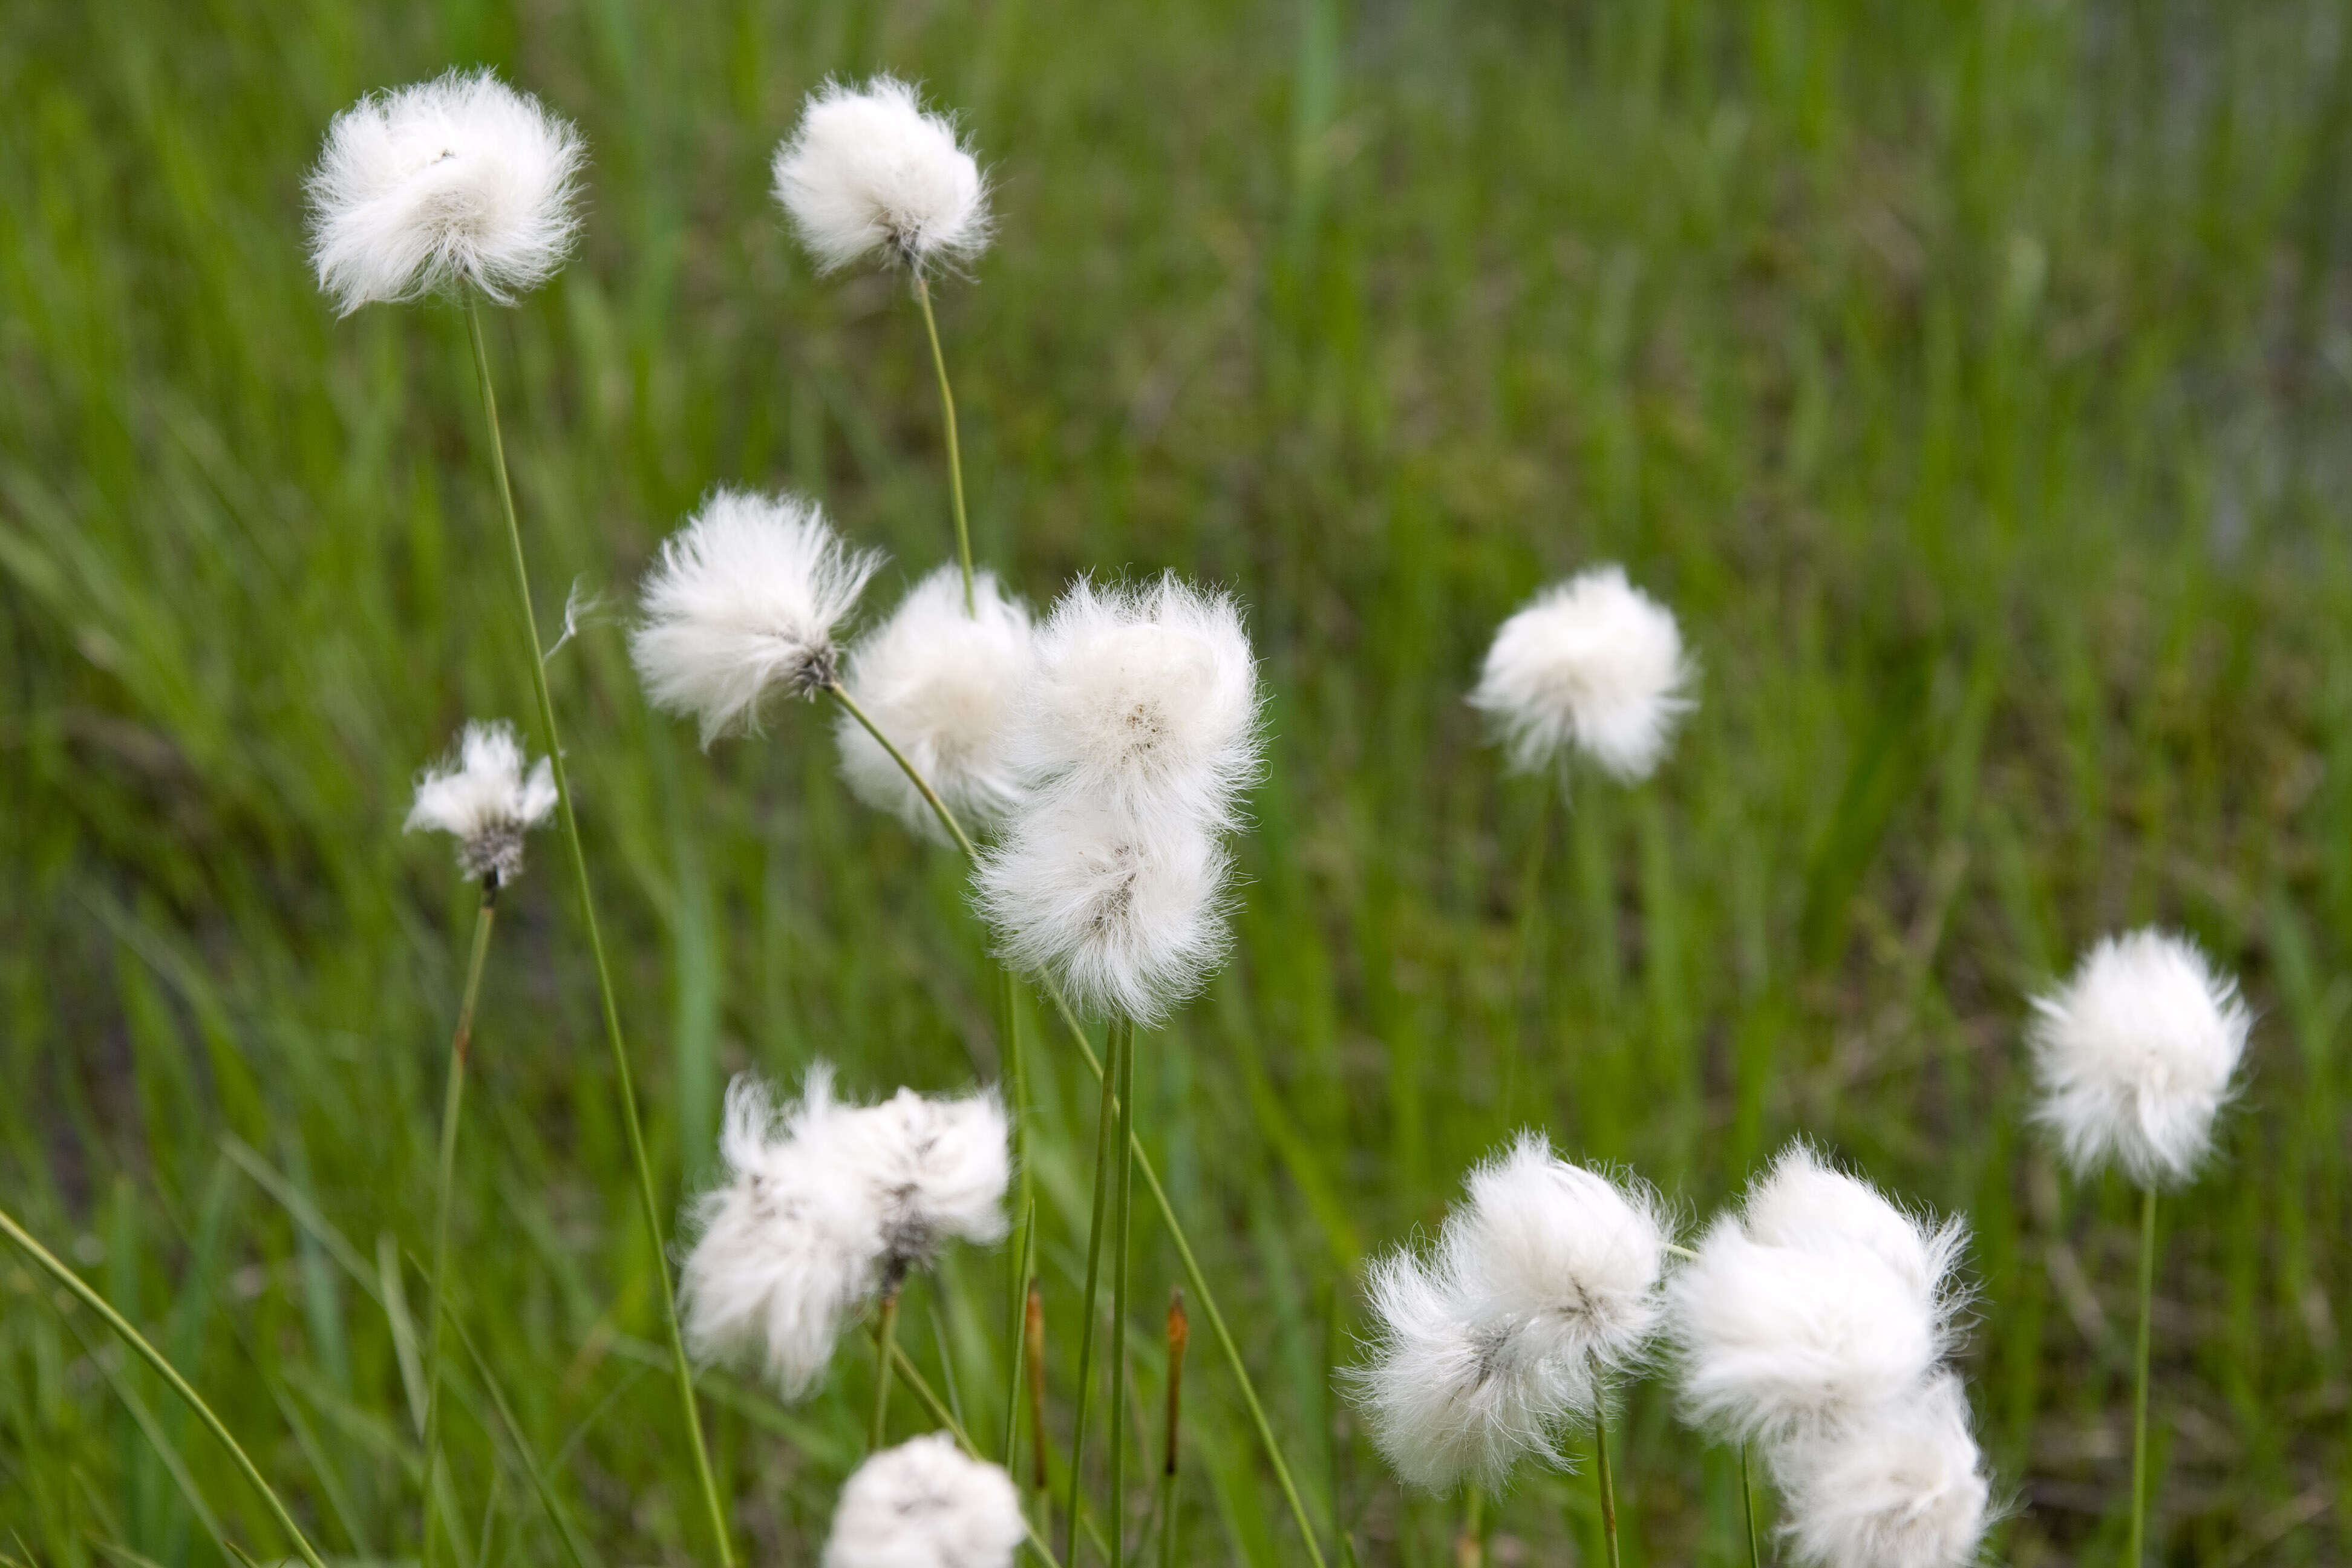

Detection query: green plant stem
xmin=420 ymin=881 xmax=497 ymax=1568
xmin=1593 ymin=1391 xmax=1621 ymax=1568
xmin=2128 ymin=1186 xmax=2157 ymax=1568
xmin=841 ymin=701 xmax=1328 ymax=1568
xmin=1740 ymin=1442 xmax=1762 ymax=1568
xmin=872 ymin=1284 xmax=903 ymax=1453
xmin=0 ymin=1203 xmax=330 ymax=1568
xmin=912 ymin=275 xmax=975 ymax=613
xmin=1065 ymin=1017 xmax=1125 ymax=1564
xmin=1107 ymin=1017 xmax=1138 ymax=1568
xmin=1457 ymin=1486 xmax=1483 ymax=1567
xmin=464 ymin=302 xmax=734 ymax=1568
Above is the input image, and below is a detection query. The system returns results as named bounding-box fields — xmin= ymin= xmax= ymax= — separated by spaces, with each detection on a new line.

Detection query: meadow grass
xmin=4 ymin=0 xmax=2350 ymax=1562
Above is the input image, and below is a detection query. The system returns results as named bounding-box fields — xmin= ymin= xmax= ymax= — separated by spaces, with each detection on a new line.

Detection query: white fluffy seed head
xmin=1772 ymin=1374 xmax=1993 ymax=1568
xmin=1469 ymin=566 xmax=1694 ymax=780
xmin=836 ymin=567 xmax=1037 ymax=840
xmin=822 ymin=1082 xmax=1012 ymax=1280
xmin=973 ymin=793 xmax=1233 ymax=1025
xmin=1013 ymin=575 xmax=1264 ymax=829
xmin=307 ymin=69 xmax=584 ymax=315
xmin=1743 ymin=1145 xmax=1970 ymax=1321
xmin=1447 ymin=1134 xmax=1673 ymax=1379
xmin=632 ymin=489 xmax=883 ymax=745
xmin=822 ymin=1432 xmax=1026 ymax=1568
xmin=404 ymin=719 xmax=557 ymax=886
xmin=1668 ymin=1218 xmax=1941 ymax=1445
xmin=2028 ymin=929 xmax=2250 ymax=1187
xmin=774 ymin=76 xmax=991 ymax=276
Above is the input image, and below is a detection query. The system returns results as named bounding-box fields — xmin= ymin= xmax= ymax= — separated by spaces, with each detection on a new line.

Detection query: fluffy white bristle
xmin=1469 ymin=565 xmax=1693 ymax=780
xmin=774 ymin=76 xmax=991 ymax=276
xmin=822 ymin=1432 xmax=1025 ymax=1568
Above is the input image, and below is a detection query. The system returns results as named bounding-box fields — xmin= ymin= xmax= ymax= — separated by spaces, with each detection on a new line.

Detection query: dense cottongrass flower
xmin=404 ymin=719 xmax=557 ymax=886
xmin=1469 ymin=565 xmax=1693 ymax=780
xmin=822 ymin=1433 xmax=1025 ymax=1568
xmin=307 ymin=69 xmax=584 ymax=314
xmin=632 ymin=488 xmax=883 ymax=745
xmin=2028 ymin=929 xmax=2250 ymax=1187
xmin=1742 ymin=1144 xmax=1968 ymax=1319
xmin=1771 ymin=1374 xmax=1993 ymax=1568
xmin=774 ymin=76 xmax=991 ymax=276
xmin=678 ymin=1068 xmax=1008 ymax=1399
xmin=836 ymin=566 xmax=1036 ymax=838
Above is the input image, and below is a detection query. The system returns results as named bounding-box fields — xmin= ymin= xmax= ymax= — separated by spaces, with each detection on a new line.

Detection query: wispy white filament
xmin=1771 ymin=1374 xmax=1993 ymax=1568
xmin=307 ymin=69 xmax=584 ymax=315
xmin=1469 ymin=565 xmax=1693 ymax=780
xmin=1742 ymin=1145 xmax=1968 ymax=1320
xmin=822 ymin=1433 xmax=1025 ymax=1568
xmin=837 ymin=566 xmax=1036 ymax=838
xmin=2028 ymin=929 xmax=2249 ymax=1187
xmin=404 ymin=719 xmax=557 ymax=885
xmin=678 ymin=1068 xmax=1008 ymax=1400
xmin=1350 ymin=1136 xmax=1672 ymax=1492
xmin=774 ymin=76 xmax=991 ymax=276
xmin=631 ymin=489 xmax=883 ymax=745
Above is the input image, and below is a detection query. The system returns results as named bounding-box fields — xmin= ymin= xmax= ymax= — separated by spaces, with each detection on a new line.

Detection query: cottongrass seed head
xmin=774 ymin=76 xmax=991 ymax=276
xmin=822 ymin=1432 xmax=1025 ymax=1568
xmin=837 ymin=566 xmax=1036 ymax=838
xmin=1470 ymin=564 xmax=1694 ymax=781
xmin=1771 ymin=1373 xmax=1993 ymax=1568
xmin=2029 ymin=928 xmax=2250 ymax=1187
xmin=404 ymin=719 xmax=557 ymax=886
xmin=678 ymin=1067 xmax=1008 ymax=1399
xmin=307 ymin=68 xmax=584 ymax=315
xmin=1742 ymin=1144 xmax=1970 ymax=1322
xmin=632 ymin=488 xmax=883 ymax=745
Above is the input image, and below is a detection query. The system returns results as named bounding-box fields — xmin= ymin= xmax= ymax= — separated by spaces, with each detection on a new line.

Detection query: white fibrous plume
xmin=404 ymin=719 xmax=557 ymax=886
xmin=1742 ymin=1145 xmax=1969 ymax=1321
xmin=822 ymin=1433 xmax=1025 ymax=1568
xmin=974 ymin=574 xmax=1263 ymax=1022
xmin=774 ymin=76 xmax=991 ymax=276
xmin=678 ymin=1068 xmax=1008 ymax=1399
xmin=837 ymin=567 xmax=1036 ymax=838
xmin=2028 ymin=929 xmax=2249 ymax=1187
xmin=1348 ymin=1136 xmax=1672 ymax=1492
xmin=1772 ymin=1374 xmax=1993 ymax=1568
xmin=1469 ymin=565 xmax=1694 ymax=780
xmin=632 ymin=489 xmax=883 ymax=745
xmin=307 ymin=69 xmax=584 ymax=315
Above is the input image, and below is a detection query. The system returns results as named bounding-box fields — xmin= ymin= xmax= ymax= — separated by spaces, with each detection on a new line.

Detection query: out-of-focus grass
xmin=4 ymin=0 xmax=2350 ymax=1561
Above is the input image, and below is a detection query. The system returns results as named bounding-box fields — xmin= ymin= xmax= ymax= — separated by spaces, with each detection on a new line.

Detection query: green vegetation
xmin=4 ymin=0 xmax=2348 ymax=1562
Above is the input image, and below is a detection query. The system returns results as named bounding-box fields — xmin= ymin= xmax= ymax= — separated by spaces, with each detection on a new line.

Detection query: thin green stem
xmin=0 ymin=1204 xmax=330 ymax=1568
xmin=1107 ymin=1018 xmax=1138 ymax=1568
xmin=1065 ymin=1018 xmax=1125 ymax=1564
xmin=912 ymin=275 xmax=975 ymax=613
xmin=464 ymin=302 xmax=735 ymax=1568
xmin=1001 ymin=965 xmax=1035 ymax=1464
xmin=1740 ymin=1442 xmax=1762 ymax=1568
xmin=826 ymin=682 xmax=978 ymax=857
xmin=1594 ymin=1393 xmax=1621 ymax=1568
xmin=420 ymin=883 xmax=497 ymax=1568
xmin=872 ymin=1284 xmax=903 ymax=1453
xmin=1456 ymin=1486 xmax=1483 ymax=1568
xmin=1004 ymin=1196 xmax=1037 ymax=1468
xmin=2128 ymin=1186 xmax=2157 ymax=1568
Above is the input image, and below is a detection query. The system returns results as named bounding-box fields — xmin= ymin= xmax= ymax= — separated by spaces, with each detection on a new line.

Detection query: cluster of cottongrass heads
xmin=0 ymin=48 xmax=2276 ymax=1568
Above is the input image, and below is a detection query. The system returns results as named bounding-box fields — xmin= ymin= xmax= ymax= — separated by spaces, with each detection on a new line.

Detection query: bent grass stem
xmin=465 ymin=302 xmax=735 ymax=1568
xmin=0 ymin=1203 xmax=330 ymax=1568
xmin=912 ymin=275 xmax=975 ymax=613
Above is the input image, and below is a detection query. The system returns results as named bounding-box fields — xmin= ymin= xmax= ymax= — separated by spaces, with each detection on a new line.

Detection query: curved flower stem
xmin=1592 ymin=1379 xmax=1621 ymax=1568
xmin=1107 ymin=1017 xmax=1139 ymax=1568
xmin=872 ymin=1282 xmax=903 ymax=1452
xmin=465 ymin=303 xmax=735 ymax=1568
xmin=841 ymin=702 xmax=1331 ymax=1568
xmin=1064 ymin=1018 xmax=1125 ymax=1563
xmin=0 ymin=1203 xmax=331 ymax=1568
xmin=2128 ymin=1186 xmax=2158 ymax=1567
xmin=1739 ymin=1442 xmax=1762 ymax=1568
xmin=912 ymin=275 xmax=975 ymax=613
xmin=420 ymin=880 xmax=498 ymax=1568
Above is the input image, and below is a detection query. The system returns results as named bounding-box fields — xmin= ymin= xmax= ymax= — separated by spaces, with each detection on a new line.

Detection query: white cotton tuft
xmin=1668 ymin=1218 xmax=1941 ymax=1445
xmin=1469 ymin=566 xmax=1694 ymax=780
xmin=2028 ymin=929 xmax=2249 ymax=1187
xmin=1448 ymin=1135 xmax=1673 ymax=1380
xmin=822 ymin=1432 xmax=1025 ymax=1568
xmin=678 ymin=1067 xmax=1009 ymax=1400
xmin=631 ymin=488 xmax=883 ymax=745
xmin=836 ymin=566 xmax=1036 ymax=839
xmin=404 ymin=719 xmax=557 ymax=886
xmin=774 ymin=76 xmax=991 ymax=276
xmin=307 ymin=69 xmax=584 ymax=315
xmin=1743 ymin=1145 xmax=1970 ymax=1323
xmin=973 ymin=793 xmax=1232 ymax=1026
xmin=1011 ymin=575 xmax=1263 ymax=830
xmin=1772 ymin=1374 xmax=1993 ymax=1568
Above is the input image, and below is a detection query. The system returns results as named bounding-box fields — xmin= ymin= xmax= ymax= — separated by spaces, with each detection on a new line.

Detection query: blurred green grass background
xmin=4 ymin=0 xmax=2350 ymax=1561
